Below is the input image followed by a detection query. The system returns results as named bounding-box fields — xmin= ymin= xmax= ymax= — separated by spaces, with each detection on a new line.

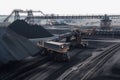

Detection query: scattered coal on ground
xmin=8 ymin=20 xmax=53 ymax=39
xmin=46 ymin=29 xmax=70 ymax=34
xmin=112 ymin=62 xmax=120 ymax=75
xmin=91 ymin=49 xmax=120 ymax=80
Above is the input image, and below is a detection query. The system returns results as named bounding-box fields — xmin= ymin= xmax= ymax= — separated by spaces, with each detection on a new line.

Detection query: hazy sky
xmin=0 ymin=0 xmax=120 ymax=15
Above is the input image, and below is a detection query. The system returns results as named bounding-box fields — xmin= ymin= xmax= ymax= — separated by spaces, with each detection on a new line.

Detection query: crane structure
xmin=3 ymin=9 xmax=45 ymax=24
xmin=100 ymin=14 xmax=112 ymax=30
xmin=4 ymin=9 xmax=115 ymax=28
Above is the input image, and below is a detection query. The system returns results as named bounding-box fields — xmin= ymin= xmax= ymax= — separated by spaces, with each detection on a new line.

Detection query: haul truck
xmin=37 ymin=30 xmax=88 ymax=61
xmin=37 ymin=41 xmax=70 ymax=61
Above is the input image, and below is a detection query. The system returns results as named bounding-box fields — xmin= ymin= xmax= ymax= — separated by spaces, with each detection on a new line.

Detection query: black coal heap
xmin=0 ymin=27 xmax=40 ymax=63
xmin=8 ymin=20 xmax=53 ymax=38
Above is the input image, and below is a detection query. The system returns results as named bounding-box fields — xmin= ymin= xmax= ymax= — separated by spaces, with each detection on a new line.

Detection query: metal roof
xmin=46 ymin=41 xmax=64 ymax=45
xmin=0 ymin=27 xmax=40 ymax=63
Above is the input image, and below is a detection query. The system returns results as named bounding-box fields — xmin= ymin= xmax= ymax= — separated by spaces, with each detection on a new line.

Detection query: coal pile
xmin=8 ymin=20 xmax=53 ymax=38
xmin=0 ymin=27 xmax=40 ymax=64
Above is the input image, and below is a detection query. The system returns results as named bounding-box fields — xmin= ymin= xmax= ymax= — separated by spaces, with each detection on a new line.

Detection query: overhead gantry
xmin=3 ymin=9 xmax=45 ymax=24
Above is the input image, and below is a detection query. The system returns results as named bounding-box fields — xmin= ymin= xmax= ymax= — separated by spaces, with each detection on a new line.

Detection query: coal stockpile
xmin=0 ymin=27 xmax=40 ymax=64
xmin=8 ymin=20 xmax=53 ymax=39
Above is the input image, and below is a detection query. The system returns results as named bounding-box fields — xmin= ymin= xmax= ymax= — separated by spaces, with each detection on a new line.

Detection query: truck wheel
xmin=76 ymin=44 xmax=83 ymax=48
xmin=84 ymin=44 xmax=87 ymax=48
xmin=54 ymin=53 xmax=70 ymax=62
xmin=83 ymin=43 xmax=88 ymax=48
xmin=41 ymin=49 xmax=48 ymax=56
xmin=54 ymin=53 xmax=62 ymax=61
xmin=63 ymin=53 xmax=70 ymax=62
